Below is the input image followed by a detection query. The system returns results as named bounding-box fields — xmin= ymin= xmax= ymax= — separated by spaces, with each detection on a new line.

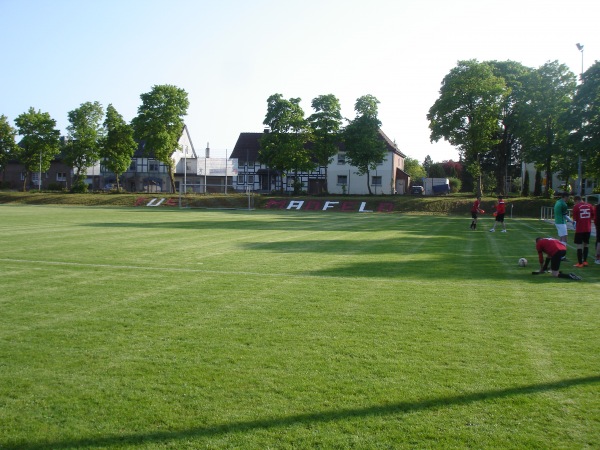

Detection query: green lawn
xmin=0 ymin=205 xmax=598 ymax=449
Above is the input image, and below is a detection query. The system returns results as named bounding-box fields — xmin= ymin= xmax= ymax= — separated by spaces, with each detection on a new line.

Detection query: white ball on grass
xmin=518 ymin=258 xmax=528 ymax=267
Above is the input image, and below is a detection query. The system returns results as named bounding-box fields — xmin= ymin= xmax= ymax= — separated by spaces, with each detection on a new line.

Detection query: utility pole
xmin=576 ymin=43 xmax=584 ymax=196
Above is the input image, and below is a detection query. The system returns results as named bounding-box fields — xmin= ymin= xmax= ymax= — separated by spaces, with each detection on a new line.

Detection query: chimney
xmin=205 ymin=142 xmax=210 ymax=158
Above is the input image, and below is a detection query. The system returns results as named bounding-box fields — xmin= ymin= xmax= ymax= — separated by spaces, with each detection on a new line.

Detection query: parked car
xmin=410 ymin=186 xmax=424 ymax=195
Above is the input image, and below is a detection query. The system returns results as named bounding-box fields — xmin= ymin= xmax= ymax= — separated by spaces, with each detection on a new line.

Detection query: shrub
xmin=70 ymin=179 xmax=88 ymax=193
xmin=47 ymin=183 xmax=66 ymax=191
xmin=522 ymin=171 xmax=530 ymax=197
xmin=449 ymin=177 xmax=461 ymax=193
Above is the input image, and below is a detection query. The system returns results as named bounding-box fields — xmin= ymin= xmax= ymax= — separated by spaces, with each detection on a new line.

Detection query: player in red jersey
xmin=571 ymin=196 xmax=596 ymax=267
xmin=535 ymin=237 xmax=580 ymax=279
xmin=596 ymin=202 xmax=600 ymax=265
xmin=489 ymin=196 xmax=507 ymax=232
xmin=470 ymin=196 xmax=482 ymax=230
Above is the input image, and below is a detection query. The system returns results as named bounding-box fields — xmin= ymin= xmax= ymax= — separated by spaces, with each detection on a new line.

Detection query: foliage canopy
xmin=132 ymin=84 xmax=189 ymax=193
xmin=14 ymin=107 xmax=60 ymax=191
xmin=343 ymin=95 xmax=387 ymax=195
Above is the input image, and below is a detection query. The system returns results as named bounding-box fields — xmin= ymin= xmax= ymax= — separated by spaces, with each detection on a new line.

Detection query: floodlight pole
xmin=38 ymin=150 xmax=42 ymax=191
xmin=246 ymin=148 xmax=250 ymax=209
xmin=204 ymin=143 xmax=208 ymax=195
xmin=183 ymin=145 xmax=187 ymax=195
xmin=576 ymin=43 xmax=584 ymax=196
xmin=576 ymin=43 xmax=584 ymax=78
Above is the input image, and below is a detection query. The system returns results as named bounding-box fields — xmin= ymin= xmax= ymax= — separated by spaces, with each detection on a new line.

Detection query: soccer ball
xmin=518 ymin=258 xmax=528 ymax=267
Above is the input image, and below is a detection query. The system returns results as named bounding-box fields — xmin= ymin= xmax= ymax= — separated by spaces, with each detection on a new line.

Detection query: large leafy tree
xmin=428 ymin=60 xmax=507 ymax=196
xmin=14 ymin=107 xmax=60 ymax=191
xmin=131 ymin=84 xmax=189 ymax=193
xmin=100 ymin=104 xmax=137 ymax=191
xmin=307 ymin=94 xmax=343 ymax=193
xmin=568 ymin=60 xmax=600 ymax=181
xmin=516 ymin=61 xmax=576 ymax=196
xmin=0 ymin=115 xmax=18 ymax=176
xmin=403 ymin=156 xmax=426 ymax=180
xmin=487 ymin=60 xmax=531 ymax=194
xmin=343 ymin=94 xmax=387 ymax=195
xmin=260 ymin=94 xmax=313 ymax=193
xmin=422 ymin=155 xmax=433 ymax=176
xmin=64 ymin=101 xmax=105 ymax=191
xmin=308 ymin=94 xmax=342 ymax=190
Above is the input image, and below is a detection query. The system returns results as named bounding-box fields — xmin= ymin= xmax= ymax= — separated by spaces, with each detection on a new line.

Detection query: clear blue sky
xmin=1 ymin=0 xmax=598 ymax=163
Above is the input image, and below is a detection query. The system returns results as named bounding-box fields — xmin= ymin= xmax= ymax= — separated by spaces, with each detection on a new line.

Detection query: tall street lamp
xmin=576 ymin=43 xmax=584 ymax=79
xmin=576 ymin=43 xmax=584 ymax=196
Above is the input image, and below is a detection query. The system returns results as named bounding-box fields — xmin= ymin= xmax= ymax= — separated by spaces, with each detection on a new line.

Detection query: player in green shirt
xmin=553 ymin=193 xmax=571 ymax=259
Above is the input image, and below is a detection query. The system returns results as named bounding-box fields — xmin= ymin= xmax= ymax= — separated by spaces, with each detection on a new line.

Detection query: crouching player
xmin=535 ymin=237 xmax=581 ymax=280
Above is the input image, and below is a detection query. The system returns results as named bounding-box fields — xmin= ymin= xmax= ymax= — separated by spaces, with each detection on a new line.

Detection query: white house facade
xmin=229 ymin=129 xmax=408 ymax=195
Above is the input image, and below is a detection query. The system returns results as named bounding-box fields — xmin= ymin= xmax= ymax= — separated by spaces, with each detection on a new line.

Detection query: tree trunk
xmin=168 ymin=168 xmax=176 ymax=193
xmin=545 ymin=156 xmax=553 ymax=198
xmin=476 ymin=155 xmax=483 ymax=198
xmin=366 ymin=169 xmax=372 ymax=195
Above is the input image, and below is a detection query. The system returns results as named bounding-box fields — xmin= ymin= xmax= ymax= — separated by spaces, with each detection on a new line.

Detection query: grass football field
xmin=0 ymin=205 xmax=599 ymax=449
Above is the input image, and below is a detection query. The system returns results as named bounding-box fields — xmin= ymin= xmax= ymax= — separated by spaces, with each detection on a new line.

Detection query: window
xmin=337 ymin=175 xmax=347 ymax=185
xmin=129 ymin=161 xmax=137 ymax=171
xmin=372 ymin=176 xmax=382 ymax=186
xmin=56 ymin=172 xmax=67 ymax=181
xmin=337 ymin=152 xmax=346 ymax=164
xmin=149 ymin=161 xmax=159 ymax=172
xmin=238 ymin=174 xmax=255 ymax=184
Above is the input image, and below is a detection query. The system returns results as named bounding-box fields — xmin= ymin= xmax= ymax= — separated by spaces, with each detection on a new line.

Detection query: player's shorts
xmin=495 ymin=213 xmax=505 ymax=222
xmin=555 ymin=223 xmax=568 ymax=238
xmin=574 ymin=232 xmax=591 ymax=245
xmin=550 ymin=250 xmax=567 ymax=271
xmin=471 ymin=212 xmax=478 ymax=219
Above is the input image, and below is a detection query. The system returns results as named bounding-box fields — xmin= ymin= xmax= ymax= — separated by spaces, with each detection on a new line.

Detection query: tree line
xmin=427 ymin=59 xmax=600 ymax=196
xmin=259 ymin=93 xmax=388 ymax=195
xmin=0 ymin=85 xmax=189 ymax=192
xmin=4 ymin=58 xmax=597 ymax=197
